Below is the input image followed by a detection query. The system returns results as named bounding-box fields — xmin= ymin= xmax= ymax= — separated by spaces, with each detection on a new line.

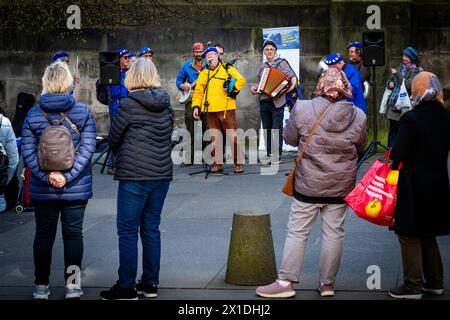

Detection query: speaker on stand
xmin=92 ymin=52 xmax=121 ymax=172
xmin=357 ymin=30 xmax=389 ymax=168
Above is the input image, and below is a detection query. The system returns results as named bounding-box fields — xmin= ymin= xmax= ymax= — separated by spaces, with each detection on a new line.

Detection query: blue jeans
xmin=0 ymin=194 xmax=6 ymax=212
xmin=33 ymin=200 xmax=87 ymax=285
xmin=117 ymin=180 xmax=171 ymax=288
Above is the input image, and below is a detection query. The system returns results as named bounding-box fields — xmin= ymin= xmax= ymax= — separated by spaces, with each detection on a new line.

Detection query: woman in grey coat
xmin=256 ymin=68 xmax=367 ymax=299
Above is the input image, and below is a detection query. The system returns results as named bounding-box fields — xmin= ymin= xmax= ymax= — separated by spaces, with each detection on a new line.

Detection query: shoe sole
xmin=256 ymin=290 xmax=295 ymax=299
xmin=33 ymin=291 xmax=50 ymax=300
xmin=100 ymin=297 xmax=138 ymax=300
xmin=422 ymin=288 xmax=444 ymax=295
xmin=388 ymin=291 xmax=422 ymax=300
xmin=137 ymin=290 xmax=158 ymax=298
xmin=66 ymin=291 xmax=84 ymax=299
xmin=320 ymin=291 xmax=335 ymax=297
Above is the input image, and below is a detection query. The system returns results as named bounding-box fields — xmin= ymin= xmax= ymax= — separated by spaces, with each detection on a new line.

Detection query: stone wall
xmin=0 ymin=0 xmax=448 ymax=137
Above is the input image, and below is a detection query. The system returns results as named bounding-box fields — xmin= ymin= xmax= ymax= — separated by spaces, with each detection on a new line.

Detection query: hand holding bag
xmin=394 ymin=79 xmax=412 ymax=112
xmin=344 ymin=149 xmax=402 ymax=227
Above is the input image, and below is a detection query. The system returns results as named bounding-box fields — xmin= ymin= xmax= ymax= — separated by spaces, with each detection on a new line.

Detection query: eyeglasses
xmin=122 ymin=56 xmax=130 ymax=60
xmin=264 ymin=48 xmax=276 ymax=52
xmin=143 ymin=53 xmax=153 ymax=58
xmin=218 ymin=52 xmax=224 ymax=55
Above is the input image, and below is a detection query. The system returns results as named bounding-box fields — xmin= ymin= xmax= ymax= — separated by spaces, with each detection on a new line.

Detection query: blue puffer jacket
xmin=21 ymin=93 xmax=97 ymax=201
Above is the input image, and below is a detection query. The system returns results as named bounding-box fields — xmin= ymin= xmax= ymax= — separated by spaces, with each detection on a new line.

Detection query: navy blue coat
xmin=21 ymin=94 xmax=96 ymax=201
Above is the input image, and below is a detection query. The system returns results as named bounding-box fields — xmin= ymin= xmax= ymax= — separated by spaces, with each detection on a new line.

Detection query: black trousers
xmin=398 ymin=236 xmax=444 ymax=292
xmin=260 ymin=99 xmax=285 ymax=158
xmin=33 ymin=200 xmax=87 ymax=285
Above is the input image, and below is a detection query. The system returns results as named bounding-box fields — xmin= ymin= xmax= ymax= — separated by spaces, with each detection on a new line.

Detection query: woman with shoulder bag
xmin=256 ymin=68 xmax=367 ymax=298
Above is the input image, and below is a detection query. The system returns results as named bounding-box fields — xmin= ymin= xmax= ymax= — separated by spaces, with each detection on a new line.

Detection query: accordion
xmin=257 ymin=67 xmax=290 ymax=98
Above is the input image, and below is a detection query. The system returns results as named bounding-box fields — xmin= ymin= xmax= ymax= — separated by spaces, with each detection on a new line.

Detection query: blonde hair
xmin=125 ymin=58 xmax=161 ymax=91
xmin=42 ymin=62 xmax=73 ymax=94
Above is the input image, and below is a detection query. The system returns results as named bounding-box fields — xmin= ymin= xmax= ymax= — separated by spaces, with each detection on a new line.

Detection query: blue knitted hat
xmin=346 ymin=41 xmax=363 ymax=50
xmin=403 ymin=46 xmax=418 ymax=62
xmin=128 ymin=52 xmax=136 ymax=58
xmin=52 ymin=51 xmax=69 ymax=62
xmin=117 ymin=49 xmax=130 ymax=58
xmin=324 ymin=53 xmax=343 ymax=66
xmin=138 ymin=47 xmax=154 ymax=57
xmin=201 ymin=47 xmax=219 ymax=59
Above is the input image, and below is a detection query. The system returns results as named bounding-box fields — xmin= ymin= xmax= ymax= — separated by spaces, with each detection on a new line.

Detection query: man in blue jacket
xmin=325 ymin=53 xmax=366 ymax=113
xmin=105 ymin=49 xmax=130 ymax=119
xmin=104 ymin=49 xmax=129 ymax=174
xmin=176 ymin=42 xmax=207 ymax=165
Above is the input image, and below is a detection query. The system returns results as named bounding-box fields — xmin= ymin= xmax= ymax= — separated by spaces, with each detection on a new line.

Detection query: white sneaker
xmin=259 ymin=155 xmax=271 ymax=165
xmin=65 ymin=283 xmax=84 ymax=299
xmin=33 ymin=285 xmax=50 ymax=300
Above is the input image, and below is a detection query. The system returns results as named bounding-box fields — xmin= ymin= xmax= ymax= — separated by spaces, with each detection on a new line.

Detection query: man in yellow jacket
xmin=192 ymin=47 xmax=246 ymax=173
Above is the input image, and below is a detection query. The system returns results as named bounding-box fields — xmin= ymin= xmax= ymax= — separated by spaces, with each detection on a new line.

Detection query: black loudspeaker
xmin=362 ymin=30 xmax=385 ymax=67
xmin=99 ymin=52 xmax=121 ymax=85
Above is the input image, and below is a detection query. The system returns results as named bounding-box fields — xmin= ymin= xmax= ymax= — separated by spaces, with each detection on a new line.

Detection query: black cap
xmin=263 ymin=40 xmax=278 ymax=51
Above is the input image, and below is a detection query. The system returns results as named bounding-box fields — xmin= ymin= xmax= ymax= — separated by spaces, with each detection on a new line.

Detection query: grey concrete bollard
xmin=225 ymin=210 xmax=277 ymax=285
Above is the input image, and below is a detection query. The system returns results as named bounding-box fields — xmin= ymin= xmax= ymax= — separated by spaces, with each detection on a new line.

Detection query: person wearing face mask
xmin=384 ymin=46 xmax=422 ymax=147
xmin=191 ymin=47 xmax=246 ymax=174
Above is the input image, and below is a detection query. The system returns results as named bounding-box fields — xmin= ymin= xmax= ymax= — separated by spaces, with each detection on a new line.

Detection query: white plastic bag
xmin=379 ymin=87 xmax=392 ymax=114
xmin=394 ymin=80 xmax=412 ymax=111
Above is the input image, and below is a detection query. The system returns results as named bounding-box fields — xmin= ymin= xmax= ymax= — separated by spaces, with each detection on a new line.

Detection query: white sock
xmin=277 ymin=279 xmax=291 ymax=287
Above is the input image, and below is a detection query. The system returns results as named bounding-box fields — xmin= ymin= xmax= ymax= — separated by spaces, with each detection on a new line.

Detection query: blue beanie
xmin=201 ymin=47 xmax=219 ymax=59
xmin=52 ymin=51 xmax=69 ymax=62
xmin=403 ymin=46 xmax=418 ymax=62
xmin=138 ymin=47 xmax=154 ymax=57
xmin=117 ymin=48 xmax=130 ymax=58
xmin=324 ymin=53 xmax=343 ymax=66
xmin=346 ymin=41 xmax=363 ymax=50
xmin=128 ymin=52 xmax=136 ymax=58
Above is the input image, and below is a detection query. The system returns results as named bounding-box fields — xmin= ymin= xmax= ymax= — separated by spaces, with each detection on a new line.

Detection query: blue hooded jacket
xmin=21 ymin=94 xmax=96 ymax=201
xmin=343 ymin=63 xmax=366 ymax=113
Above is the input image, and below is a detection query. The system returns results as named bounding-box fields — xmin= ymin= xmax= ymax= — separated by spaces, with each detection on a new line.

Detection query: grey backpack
xmin=38 ymin=110 xmax=80 ymax=171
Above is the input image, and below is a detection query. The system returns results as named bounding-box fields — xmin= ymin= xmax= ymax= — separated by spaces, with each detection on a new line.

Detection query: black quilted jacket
xmin=109 ymin=88 xmax=174 ymax=181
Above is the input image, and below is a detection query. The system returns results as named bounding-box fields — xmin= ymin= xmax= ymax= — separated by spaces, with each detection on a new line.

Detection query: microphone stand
xmin=357 ymin=64 xmax=388 ymax=168
xmin=190 ymin=61 xmax=228 ymax=179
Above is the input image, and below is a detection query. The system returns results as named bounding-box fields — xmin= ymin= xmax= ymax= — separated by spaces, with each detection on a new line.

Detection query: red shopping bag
xmin=344 ymin=149 xmax=402 ymax=227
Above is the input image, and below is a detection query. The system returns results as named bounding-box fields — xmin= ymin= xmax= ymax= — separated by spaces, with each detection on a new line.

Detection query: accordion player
xmin=257 ymin=67 xmax=290 ymax=99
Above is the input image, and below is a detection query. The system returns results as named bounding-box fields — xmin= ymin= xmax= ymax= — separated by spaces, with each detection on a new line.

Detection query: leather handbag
xmin=282 ymin=103 xmax=333 ymax=196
